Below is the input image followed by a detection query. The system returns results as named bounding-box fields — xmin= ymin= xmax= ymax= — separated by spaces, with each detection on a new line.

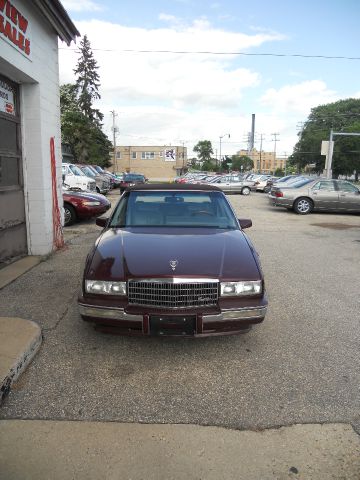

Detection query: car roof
xmin=127 ymin=183 xmax=222 ymax=192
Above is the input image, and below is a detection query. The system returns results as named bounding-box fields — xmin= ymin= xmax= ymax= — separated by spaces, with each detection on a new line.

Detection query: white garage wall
xmin=0 ymin=0 xmax=63 ymax=256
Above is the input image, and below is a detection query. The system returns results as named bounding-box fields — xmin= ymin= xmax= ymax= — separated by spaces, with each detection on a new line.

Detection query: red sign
xmin=0 ymin=0 xmax=31 ymax=57
xmin=5 ymin=102 xmax=13 ymax=114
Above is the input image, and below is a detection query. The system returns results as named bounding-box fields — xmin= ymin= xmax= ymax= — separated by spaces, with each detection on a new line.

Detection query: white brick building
xmin=0 ymin=0 xmax=79 ymax=264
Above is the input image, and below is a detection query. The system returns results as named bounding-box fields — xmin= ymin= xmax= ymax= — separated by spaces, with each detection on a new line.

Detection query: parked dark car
xmin=119 ymin=173 xmax=147 ymax=192
xmin=269 ymin=178 xmax=360 ymax=214
xmin=78 ymin=183 xmax=267 ymax=337
xmin=63 ymin=189 xmax=111 ymax=226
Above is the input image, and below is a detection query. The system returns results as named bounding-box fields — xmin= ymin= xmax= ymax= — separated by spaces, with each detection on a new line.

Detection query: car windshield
xmin=68 ymin=164 xmax=85 ymax=176
xmin=124 ymin=175 xmax=145 ymax=181
xmin=81 ymin=166 xmax=95 ymax=177
xmin=87 ymin=166 xmax=99 ymax=175
xmin=109 ymin=191 xmax=239 ymax=229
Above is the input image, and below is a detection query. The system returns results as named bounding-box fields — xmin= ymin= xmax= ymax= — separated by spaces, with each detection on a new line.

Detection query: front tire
xmin=64 ymin=204 xmax=77 ymax=226
xmin=241 ymin=186 xmax=251 ymax=195
xmin=293 ymin=197 xmax=313 ymax=215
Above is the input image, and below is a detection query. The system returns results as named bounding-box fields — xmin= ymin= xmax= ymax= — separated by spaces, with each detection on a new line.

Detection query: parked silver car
xmin=269 ymin=178 xmax=360 ymax=214
xmin=207 ymin=175 xmax=255 ymax=195
xmin=78 ymin=165 xmax=110 ymax=194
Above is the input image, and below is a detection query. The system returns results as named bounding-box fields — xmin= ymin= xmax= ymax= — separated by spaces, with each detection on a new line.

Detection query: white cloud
xmin=62 ymin=0 xmax=103 ymax=12
xmin=260 ymin=80 xmax=338 ymax=115
xmin=60 ymin=18 xmax=281 ymax=109
xmin=58 ymin=18 xmax=294 ymax=154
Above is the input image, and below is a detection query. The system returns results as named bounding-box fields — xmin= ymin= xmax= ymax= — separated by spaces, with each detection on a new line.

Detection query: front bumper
xmin=78 ymin=303 xmax=267 ymax=337
xmin=268 ymin=195 xmax=293 ymax=208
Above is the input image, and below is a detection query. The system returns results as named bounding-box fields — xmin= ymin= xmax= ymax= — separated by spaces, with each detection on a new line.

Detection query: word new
xmin=0 ymin=0 xmax=30 ymax=56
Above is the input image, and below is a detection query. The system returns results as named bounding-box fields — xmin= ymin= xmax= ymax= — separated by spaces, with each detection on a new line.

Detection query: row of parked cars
xmin=175 ymin=172 xmax=360 ymax=214
xmin=174 ymin=172 xmax=273 ymax=195
xmin=62 ymin=163 xmax=118 ymax=227
xmin=62 ymin=166 xmax=150 ymax=227
xmin=62 ymin=163 xmax=123 ymax=194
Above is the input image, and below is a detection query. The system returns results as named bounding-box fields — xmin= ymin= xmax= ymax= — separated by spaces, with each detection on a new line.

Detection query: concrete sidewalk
xmin=0 ymin=257 xmax=42 ymax=404
xmin=0 ymin=420 xmax=360 ymax=479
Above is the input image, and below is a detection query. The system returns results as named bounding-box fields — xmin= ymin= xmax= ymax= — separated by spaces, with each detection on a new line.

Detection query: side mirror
xmin=96 ymin=217 xmax=108 ymax=228
xmin=238 ymin=218 xmax=252 ymax=229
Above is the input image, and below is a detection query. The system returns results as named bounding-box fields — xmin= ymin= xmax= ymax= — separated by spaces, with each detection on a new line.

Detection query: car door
xmin=229 ymin=176 xmax=243 ymax=193
xmin=336 ymin=181 xmax=360 ymax=211
xmin=310 ymin=180 xmax=339 ymax=210
xmin=214 ymin=176 xmax=231 ymax=193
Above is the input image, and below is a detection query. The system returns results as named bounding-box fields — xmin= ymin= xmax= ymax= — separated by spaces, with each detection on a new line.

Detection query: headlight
xmin=220 ymin=280 xmax=262 ymax=296
xmin=83 ymin=201 xmax=101 ymax=206
xmin=85 ymin=280 xmax=126 ymax=295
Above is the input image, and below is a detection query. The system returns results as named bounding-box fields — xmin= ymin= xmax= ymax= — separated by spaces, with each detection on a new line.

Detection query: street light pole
xmin=110 ymin=110 xmax=118 ymax=173
xmin=219 ymin=133 xmax=230 ymax=170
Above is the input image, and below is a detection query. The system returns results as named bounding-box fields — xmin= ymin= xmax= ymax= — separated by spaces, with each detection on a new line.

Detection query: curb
xmin=0 ymin=256 xmax=41 ymax=290
xmin=0 ymin=317 xmax=42 ymax=404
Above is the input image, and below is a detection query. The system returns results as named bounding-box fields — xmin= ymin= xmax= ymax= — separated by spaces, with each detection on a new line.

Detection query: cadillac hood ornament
xmin=169 ymin=260 xmax=178 ymax=271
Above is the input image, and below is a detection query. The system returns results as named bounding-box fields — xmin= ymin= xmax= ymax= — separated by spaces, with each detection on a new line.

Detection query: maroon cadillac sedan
xmin=78 ymin=184 xmax=267 ymax=337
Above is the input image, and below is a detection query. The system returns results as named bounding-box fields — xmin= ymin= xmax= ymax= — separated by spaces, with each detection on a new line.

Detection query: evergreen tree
xmin=74 ymin=35 xmax=103 ymax=124
xmin=60 ymin=35 xmax=112 ymax=167
xmin=60 ymin=82 xmax=112 ymax=167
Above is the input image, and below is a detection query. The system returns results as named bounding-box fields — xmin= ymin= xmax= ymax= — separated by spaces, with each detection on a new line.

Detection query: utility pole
xmin=219 ymin=133 xmax=230 ymax=171
xmin=258 ymin=133 xmax=265 ymax=173
xmin=271 ymin=133 xmax=280 ymax=170
xmin=110 ymin=110 xmax=118 ymax=172
xmin=283 ymin=151 xmax=288 ymax=175
xmin=180 ymin=140 xmax=186 ymax=173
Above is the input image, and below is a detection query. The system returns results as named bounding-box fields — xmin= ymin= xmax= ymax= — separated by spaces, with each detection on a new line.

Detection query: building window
xmin=116 ymin=151 xmax=121 ymax=159
xmin=159 ymin=151 xmax=163 ymax=157
xmin=131 ymin=151 xmax=137 ymax=159
xmin=141 ymin=152 xmax=155 ymax=159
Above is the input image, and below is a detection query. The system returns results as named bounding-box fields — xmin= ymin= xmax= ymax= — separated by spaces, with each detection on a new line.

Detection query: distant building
xmin=237 ymin=149 xmax=286 ymax=173
xmin=110 ymin=145 xmax=187 ymax=181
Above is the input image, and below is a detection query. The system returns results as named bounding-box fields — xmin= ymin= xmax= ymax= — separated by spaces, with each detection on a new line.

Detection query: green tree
xmin=229 ymin=154 xmax=254 ymax=172
xmin=60 ymin=35 xmax=112 ymax=167
xmin=290 ymin=98 xmax=360 ymax=178
xmin=201 ymin=159 xmax=216 ymax=171
xmin=193 ymin=140 xmax=214 ymax=162
xmin=74 ymin=35 xmax=103 ymax=125
xmin=60 ymin=84 xmax=112 ymax=167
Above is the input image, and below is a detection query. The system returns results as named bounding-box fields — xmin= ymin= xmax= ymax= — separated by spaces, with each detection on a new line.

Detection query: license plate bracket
xmin=149 ymin=315 xmax=196 ymax=336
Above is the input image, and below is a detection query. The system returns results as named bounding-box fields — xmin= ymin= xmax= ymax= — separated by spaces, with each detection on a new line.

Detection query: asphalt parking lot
xmin=0 ymin=191 xmax=359 ymax=435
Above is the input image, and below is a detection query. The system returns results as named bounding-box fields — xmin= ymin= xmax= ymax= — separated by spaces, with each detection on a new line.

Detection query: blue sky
xmin=60 ymin=0 xmax=360 ymax=159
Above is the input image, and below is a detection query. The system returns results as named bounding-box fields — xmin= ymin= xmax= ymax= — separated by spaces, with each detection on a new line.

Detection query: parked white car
xmin=62 ymin=163 xmax=96 ymax=192
xmin=252 ymin=175 xmax=272 ymax=192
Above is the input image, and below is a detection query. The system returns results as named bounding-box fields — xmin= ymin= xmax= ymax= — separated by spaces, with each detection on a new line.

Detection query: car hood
xmin=63 ymin=190 xmax=110 ymax=204
xmin=86 ymin=228 xmax=261 ymax=281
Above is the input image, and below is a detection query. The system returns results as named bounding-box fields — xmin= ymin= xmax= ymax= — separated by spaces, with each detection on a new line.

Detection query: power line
xmin=58 ymin=47 xmax=360 ymax=60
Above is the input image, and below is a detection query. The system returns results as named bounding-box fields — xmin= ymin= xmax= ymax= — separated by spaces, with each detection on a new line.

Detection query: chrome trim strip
xmin=203 ymin=307 xmax=267 ymax=323
xmin=78 ymin=304 xmax=143 ymax=322
xmin=128 ymin=278 xmax=219 ymax=284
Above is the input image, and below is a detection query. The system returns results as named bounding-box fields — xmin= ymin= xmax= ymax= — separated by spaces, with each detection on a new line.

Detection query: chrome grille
xmin=128 ymin=280 xmax=219 ymax=308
